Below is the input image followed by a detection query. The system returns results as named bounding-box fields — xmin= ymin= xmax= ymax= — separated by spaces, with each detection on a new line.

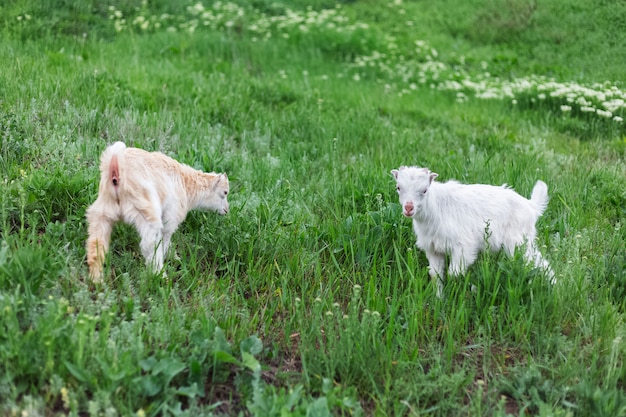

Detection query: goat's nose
xmin=403 ymin=202 xmax=415 ymax=217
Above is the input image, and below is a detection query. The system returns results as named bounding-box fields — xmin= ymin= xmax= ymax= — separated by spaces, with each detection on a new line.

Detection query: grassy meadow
xmin=1 ymin=0 xmax=626 ymax=415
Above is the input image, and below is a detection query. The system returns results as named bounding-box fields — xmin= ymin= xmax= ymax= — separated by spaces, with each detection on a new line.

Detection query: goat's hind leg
xmin=525 ymin=244 xmax=555 ymax=284
xmin=86 ymin=202 xmax=116 ymax=283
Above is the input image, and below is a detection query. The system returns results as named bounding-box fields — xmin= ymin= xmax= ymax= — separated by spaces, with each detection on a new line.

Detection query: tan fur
xmin=110 ymin=154 xmax=119 ymax=186
xmin=86 ymin=141 xmax=229 ymax=282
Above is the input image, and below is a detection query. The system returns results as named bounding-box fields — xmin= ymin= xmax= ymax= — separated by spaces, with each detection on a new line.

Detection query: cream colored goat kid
xmin=86 ymin=142 xmax=229 ymax=282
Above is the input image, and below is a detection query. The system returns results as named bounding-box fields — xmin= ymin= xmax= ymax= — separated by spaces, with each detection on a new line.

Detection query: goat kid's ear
xmin=212 ymin=173 xmax=224 ymax=189
xmin=428 ymin=171 xmax=438 ymax=184
xmin=391 ymin=169 xmax=399 ymax=179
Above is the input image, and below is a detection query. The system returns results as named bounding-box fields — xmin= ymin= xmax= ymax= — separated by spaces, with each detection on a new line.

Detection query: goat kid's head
xmin=199 ymin=173 xmax=230 ymax=215
xmin=391 ymin=166 xmax=438 ymax=218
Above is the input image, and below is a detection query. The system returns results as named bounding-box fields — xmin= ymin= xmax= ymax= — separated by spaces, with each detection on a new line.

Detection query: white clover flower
xmin=613 ymin=116 xmax=623 ymax=123
xmin=560 ymin=105 xmax=572 ymax=112
xmin=603 ymin=99 xmax=625 ymax=112
xmin=325 ymin=311 xmax=333 ymax=317
xmin=538 ymin=93 xmax=546 ymax=100
xmin=314 ymin=297 xmax=322 ymax=303
xmin=114 ymin=20 xmax=126 ymax=32
xmin=576 ymin=97 xmax=591 ymax=106
xmin=191 ymin=2 xmax=205 ymax=14
xmin=580 ymin=106 xmax=596 ymax=113
xmin=353 ymin=284 xmax=362 ymax=291
xmin=352 ymin=73 xmax=361 ymax=81
xmin=332 ymin=302 xmax=340 ymax=308
xmin=596 ymin=109 xmax=612 ymax=118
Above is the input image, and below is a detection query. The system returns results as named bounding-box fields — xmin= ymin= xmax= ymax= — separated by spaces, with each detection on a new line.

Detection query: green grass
xmin=1 ymin=0 xmax=626 ymax=415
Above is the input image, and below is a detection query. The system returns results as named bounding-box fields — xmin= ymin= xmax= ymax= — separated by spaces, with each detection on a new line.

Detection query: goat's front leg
xmin=424 ymin=248 xmax=446 ymax=298
xmin=160 ymin=217 xmax=181 ymax=264
xmin=137 ymin=222 xmax=165 ymax=274
xmin=133 ymin=198 xmax=167 ymax=275
xmin=448 ymin=253 xmax=467 ymax=277
xmin=449 ymin=247 xmax=478 ymax=277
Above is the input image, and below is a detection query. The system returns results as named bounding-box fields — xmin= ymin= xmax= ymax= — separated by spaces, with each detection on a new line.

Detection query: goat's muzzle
xmin=403 ymin=202 xmax=415 ymax=217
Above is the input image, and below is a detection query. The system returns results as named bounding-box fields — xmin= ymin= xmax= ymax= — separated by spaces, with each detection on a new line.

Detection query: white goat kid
xmin=391 ymin=166 xmax=552 ymax=297
xmin=86 ymin=142 xmax=230 ymax=282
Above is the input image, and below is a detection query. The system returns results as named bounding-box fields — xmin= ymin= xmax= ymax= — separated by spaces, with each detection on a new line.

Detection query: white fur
xmin=86 ymin=141 xmax=229 ymax=282
xmin=391 ymin=166 xmax=552 ymax=297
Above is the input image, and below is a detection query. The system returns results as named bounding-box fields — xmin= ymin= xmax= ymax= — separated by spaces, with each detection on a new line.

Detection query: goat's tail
xmin=99 ymin=141 xmax=126 ymax=201
xmin=530 ymin=180 xmax=549 ymax=216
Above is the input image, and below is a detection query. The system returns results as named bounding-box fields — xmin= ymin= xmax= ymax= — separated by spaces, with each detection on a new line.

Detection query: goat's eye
xmin=224 ymin=190 xmax=228 ymax=196
xmin=396 ymin=186 xmax=401 ymax=192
